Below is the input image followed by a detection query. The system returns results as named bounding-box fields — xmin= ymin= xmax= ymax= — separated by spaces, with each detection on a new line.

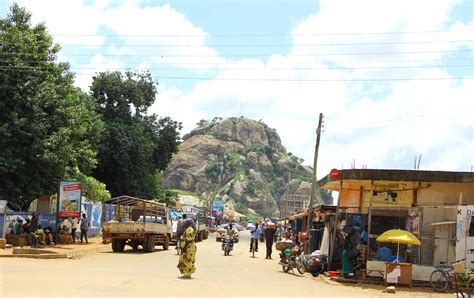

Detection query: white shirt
xmin=71 ymin=219 xmax=79 ymax=229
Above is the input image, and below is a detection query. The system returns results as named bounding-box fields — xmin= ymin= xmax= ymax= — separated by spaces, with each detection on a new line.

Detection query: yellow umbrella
xmin=376 ymin=229 xmax=420 ymax=262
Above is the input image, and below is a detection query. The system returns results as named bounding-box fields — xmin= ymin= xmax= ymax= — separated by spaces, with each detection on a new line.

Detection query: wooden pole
xmin=305 ymin=113 xmax=324 ymax=254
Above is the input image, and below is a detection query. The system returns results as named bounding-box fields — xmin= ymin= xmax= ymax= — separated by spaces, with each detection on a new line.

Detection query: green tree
xmin=91 ymin=71 xmax=182 ymax=199
xmin=0 ymin=5 xmax=104 ymax=210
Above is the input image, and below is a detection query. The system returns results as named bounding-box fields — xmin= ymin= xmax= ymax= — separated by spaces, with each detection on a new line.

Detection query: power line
xmin=329 ymin=112 xmax=473 ymax=130
xmin=325 ymin=130 xmax=355 ymax=162
xmin=0 ymin=67 xmax=470 ymax=81
xmin=328 ymin=107 xmax=474 ymax=128
xmin=1 ymin=64 xmax=472 ymax=71
xmin=18 ymin=39 xmax=471 ymax=48
xmin=1 ymin=49 xmax=471 ymax=58
xmin=322 ymin=135 xmax=352 ymax=165
xmin=45 ymin=29 xmax=474 ymax=37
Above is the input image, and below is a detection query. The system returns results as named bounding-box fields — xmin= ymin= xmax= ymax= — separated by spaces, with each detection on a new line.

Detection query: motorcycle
xmin=221 ymin=237 xmax=235 ymax=256
xmin=300 ymin=253 xmax=328 ymax=277
xmin=279 ymin=244 xmax=305 ymax=275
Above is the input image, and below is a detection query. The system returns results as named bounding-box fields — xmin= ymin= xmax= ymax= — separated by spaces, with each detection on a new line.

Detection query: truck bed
xmin=104 ymin=221 xmax=170 ymax=235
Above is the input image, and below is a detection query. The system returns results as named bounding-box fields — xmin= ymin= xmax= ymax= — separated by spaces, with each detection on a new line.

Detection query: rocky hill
xmin=162 ymin=117 xmax=329 ymax=217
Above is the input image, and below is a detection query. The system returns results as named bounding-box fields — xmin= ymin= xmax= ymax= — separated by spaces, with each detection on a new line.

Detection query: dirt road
xmin=0 ymin=231 xmax=447 ymax=297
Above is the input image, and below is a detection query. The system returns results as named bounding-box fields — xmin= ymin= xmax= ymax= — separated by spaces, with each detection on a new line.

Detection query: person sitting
xmin=375 ymin=242 xmax=393 ymax=262
xmin=13 ymin=219 xmax=24 ymax=235
xmin=23 ymin=219 xmax=39 ymax=248
xmin=44 ymin=226 xmax=54 ymax=245
xmin=36 ymin=225 xmax=46 ymax=244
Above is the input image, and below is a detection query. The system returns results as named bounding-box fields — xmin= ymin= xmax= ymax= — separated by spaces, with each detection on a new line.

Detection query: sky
xmin=1 ymin=0 xmax=473 ymax=178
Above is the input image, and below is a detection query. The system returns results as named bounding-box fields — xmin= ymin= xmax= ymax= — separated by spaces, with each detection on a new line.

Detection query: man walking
xmin=80 ymin=213 xmax=89 ymax=244
xmin=264 ymin=224 xmax=276 ymax=259
xmin=70 ymin=217 xmax=79 ymax=243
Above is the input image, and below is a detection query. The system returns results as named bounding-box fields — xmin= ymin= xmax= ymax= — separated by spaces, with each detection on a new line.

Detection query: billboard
xmin=58 ymin=181 xmax=82 ymax=218
xmin=211 ymin=200 xmax=224 ymax=219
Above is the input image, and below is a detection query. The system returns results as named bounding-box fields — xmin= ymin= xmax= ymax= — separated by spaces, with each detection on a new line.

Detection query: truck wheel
xmin=112 ymin=239 xmax=118 ymax=252
xmin=163 ymin=235 xmax=170 ymax=250
xmin=117 ymin=239 xmax=126 ymax=252
xmin=146 ymin=236 xmax=155 ymax=253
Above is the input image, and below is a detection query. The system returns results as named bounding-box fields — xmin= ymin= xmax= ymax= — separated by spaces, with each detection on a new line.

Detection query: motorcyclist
xmin=222 ymin=223 xmax=236 ymax=251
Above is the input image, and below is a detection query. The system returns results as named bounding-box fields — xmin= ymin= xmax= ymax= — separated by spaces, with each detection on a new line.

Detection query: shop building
xmin=318 ymin=169 xmax=474 ymax=280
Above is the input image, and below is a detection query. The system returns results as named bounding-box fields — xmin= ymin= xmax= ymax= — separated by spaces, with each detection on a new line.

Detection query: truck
xmin=180 ymin=205 xmax=209 ymax=242
xmin=102 ymin=196 xmax=173 ymax=253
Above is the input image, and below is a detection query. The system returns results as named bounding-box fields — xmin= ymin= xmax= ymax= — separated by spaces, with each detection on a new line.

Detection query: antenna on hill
xmin=414 ymin=154 xmax=422 ymax=170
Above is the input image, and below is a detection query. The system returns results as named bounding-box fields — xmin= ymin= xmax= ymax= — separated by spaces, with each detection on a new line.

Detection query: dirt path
xmin=0 ymin=231 xmax=449 ymax=297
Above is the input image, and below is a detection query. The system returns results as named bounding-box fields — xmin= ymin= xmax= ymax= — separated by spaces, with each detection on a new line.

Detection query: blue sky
xmin=2 ymin=0 xmax=473 ymax=176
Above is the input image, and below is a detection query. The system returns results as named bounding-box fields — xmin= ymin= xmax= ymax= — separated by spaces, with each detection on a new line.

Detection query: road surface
xmin=0 ymin=231 xmax=447 ymax=297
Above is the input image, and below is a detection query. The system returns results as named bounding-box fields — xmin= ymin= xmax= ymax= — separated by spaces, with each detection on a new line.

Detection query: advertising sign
xmin=339 ymin=184 xmax=361 ymax=208
xmin=57 ymin=181 xmax=82 ymax=218
xmin=211 ymin=200 xmax=224 ymax=219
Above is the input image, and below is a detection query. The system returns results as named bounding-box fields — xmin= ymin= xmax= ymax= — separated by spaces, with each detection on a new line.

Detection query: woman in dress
xmin=177 ymin=219 xmax=196 ymax=279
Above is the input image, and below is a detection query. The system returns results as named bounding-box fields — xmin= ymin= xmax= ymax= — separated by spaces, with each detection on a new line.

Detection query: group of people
xmin=248 ymin=222 xmax=280 ymax=259
xmin=9 ymin=213 xmax=91 ymax=247
xmin=59 ymin=214 xmax=90 ymax=244
xmin=10 ymin=214 xmax=54 ymax=247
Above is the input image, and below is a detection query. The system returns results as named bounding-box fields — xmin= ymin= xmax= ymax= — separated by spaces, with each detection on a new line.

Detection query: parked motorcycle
xmin=221 ymin=237 xmax=235 ymax=256
xmin=279 ymin=245 xmax=305 ymax=275
xmin=301 ymin=253 xmax=328 ymax=277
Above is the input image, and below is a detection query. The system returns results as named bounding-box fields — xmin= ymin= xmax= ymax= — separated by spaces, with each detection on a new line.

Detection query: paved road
xmin=0 ymin=231 xmax=446 ymax=297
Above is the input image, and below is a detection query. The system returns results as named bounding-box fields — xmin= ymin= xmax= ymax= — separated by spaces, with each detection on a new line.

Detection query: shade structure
xmin=376 ymin=229 xmax=420 ymax=263
xmin=376 ymin=229 xmax=421 ymax=245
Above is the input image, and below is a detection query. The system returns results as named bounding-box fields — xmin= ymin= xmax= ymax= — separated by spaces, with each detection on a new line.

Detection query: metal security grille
xmin=368 ymin=207 xmax=410 ymax=261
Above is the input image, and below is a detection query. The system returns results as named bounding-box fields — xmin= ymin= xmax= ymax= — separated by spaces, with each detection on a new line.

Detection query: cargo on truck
xmin=102 ymin=196 xmax=172 ymax=253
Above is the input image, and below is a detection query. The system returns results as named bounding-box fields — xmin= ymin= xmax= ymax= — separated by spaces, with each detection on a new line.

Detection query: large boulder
xmin=162 ymin=117 xmax=311 ymax=217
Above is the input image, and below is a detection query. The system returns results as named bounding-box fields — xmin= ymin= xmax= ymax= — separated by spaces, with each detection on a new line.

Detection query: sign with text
xmin=57 ymin=181 xmax=82 ymax=218
xmin=211 ymin=200 xmax=224 ymax=219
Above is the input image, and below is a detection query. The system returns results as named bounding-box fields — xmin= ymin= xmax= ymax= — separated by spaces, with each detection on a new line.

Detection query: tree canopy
xmin=0 ymin=4 xmax=104 ymax=210
xmin=91 ymin=71 xmax=182 ymax=199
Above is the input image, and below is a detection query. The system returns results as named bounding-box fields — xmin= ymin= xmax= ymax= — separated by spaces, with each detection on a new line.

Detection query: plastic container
xmin=327 ymin=271 xmax=340 ymax=277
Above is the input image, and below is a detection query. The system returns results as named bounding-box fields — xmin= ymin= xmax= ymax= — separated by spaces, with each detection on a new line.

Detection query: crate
xmin=6 ymin=234 xmax=29 ymax=247
xmin=0 ymin=238 xmax=6 ymax=249
xmin=275 ymin=240 xmax=293 ymax=251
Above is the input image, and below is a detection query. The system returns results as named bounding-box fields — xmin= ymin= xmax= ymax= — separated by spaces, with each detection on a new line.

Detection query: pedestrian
xmin=249 ymin=223 xmax=261 ymax=252
xmin=177 ymin=219 xmax=196 ymax=279
xmin=264 ymin=224 xmax=276 ymax=259
xmin=80 ymin=213 xmax=89 ymax=244
xmin=70 ymin=217 xmax=79 ymax=243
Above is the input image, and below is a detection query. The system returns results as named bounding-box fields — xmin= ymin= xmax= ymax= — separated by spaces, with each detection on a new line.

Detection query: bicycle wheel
xmin=430 ymin=269 xmax=449 ymax=292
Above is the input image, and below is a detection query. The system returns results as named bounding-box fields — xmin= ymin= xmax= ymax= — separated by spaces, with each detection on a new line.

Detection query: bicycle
xmin=430 ymin=260 xmax=473 ymax=297
xmin=250 ymin=238 xmax=257 ymax=258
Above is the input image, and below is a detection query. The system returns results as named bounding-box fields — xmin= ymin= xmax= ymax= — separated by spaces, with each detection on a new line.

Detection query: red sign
xmin=330 ymin=168 xmax=341 ymax=179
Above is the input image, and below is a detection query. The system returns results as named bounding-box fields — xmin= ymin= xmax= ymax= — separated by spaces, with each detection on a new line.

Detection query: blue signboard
xmin=211 ymin=200 xmax=224 ymax=219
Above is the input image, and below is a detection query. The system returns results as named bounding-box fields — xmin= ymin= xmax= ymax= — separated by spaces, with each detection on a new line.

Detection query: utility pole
xmin=305 ymin=113 xmax=323 ymax=254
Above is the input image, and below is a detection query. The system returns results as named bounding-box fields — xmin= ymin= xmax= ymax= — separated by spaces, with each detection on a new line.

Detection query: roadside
xmin=0 ymin=236 xmax=111 ymax=259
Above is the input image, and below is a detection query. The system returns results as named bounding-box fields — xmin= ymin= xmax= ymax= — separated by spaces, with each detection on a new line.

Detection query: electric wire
xmin=0 ymin=49 xmax=472 ymax=57
xmin=45 ymin=29 xmax=474 ymax=37
xmin=0 ymin=64 xmax=472 ymax=71
xmin=17 ymin=39 xmax=472 ymax=47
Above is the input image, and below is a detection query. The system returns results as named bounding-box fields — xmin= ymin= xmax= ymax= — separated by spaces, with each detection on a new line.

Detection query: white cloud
xmin=11 ymin=0 xmax=473 ymax=176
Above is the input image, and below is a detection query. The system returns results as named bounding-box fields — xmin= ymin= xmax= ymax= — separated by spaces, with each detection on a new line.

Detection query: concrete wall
xmin=418 ymin=182 xmax=474 ymax=206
